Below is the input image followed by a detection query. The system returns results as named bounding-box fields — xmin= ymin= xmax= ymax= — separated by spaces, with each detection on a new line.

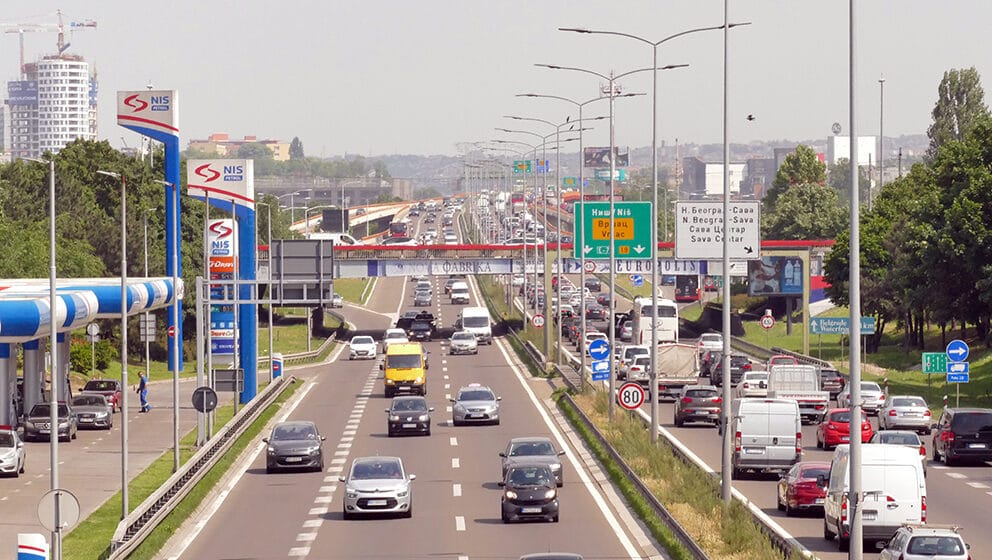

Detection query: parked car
xmin=776 ymin=461 xmax=830 ymax=516
xmin=0 ymin=425 xmax=26 ymax=477
xmin=499 ymin=436 xmax=566 ymax=486
xmin=80 ymin=379 xmax=123 ymax=413
xmin=70 ymin=394 xmax=113 ymax=430
xmin=878 ymin=395 xmax=931 ymax=433
xmin=836 ymin=381 xmax=886 ymax=414
xmin=879 ymin=524 xmax=970 ymax=560
xmin=339 ymin=456 xmax=415 ymax=519
xmin=931 ymin=407 xmax=992 ymax=466
xmin=263 ymin=420 xmax=325 ymax=473
xmin=499 ymin=464 xmax=559 ymax=523
xmin=816 ymin=408 xmax=873 ymax=450
xmin=673 ymin=385 xmax=721 ymax=427
xmin=817 ymin=367 xmax=846 ymax=399
xmin=386 ymin=396 xmax=433 ymax=437
xmin=870 ymin=430 xmax=928 ymax=476
xmin=23 ymin=402 xmax=76 ymax=442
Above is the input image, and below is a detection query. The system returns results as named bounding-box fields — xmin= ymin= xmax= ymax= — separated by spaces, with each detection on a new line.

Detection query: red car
xmin=766 ymin=354 xmax=799 ymax=370
xmin=80 ymin=379 xmax=123 ymax=413
xmin=776 ymin=461 xmax=831 ymax=516
xmin=816 ymin=408 xmax=872 ymax=450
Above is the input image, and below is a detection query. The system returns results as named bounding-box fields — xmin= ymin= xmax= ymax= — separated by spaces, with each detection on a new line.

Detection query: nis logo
xmin=208 ymin=222 xmax=234 ymax=256
xmin=194 ymin=164 xmax=243 ymax=183
xmin=124 ymin=94 xmax=170 ymax=112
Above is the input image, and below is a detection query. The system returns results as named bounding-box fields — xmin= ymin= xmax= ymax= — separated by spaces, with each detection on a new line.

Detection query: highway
xmin=165 ymin=210 xmax=658 ymax=560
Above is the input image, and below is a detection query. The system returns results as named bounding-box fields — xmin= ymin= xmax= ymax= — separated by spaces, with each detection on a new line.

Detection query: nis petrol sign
xmin=187 ymin=159 xmax=255 ymax=208
xmin=207 ymin=219 xmax=238 ymax=258
xmin=116 ymin=90 xmax=178 ymax=136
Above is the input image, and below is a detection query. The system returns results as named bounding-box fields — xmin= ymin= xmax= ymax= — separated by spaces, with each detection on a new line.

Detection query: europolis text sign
xmin=562 ymin=258 xmax=707 ymax=275
xmin=207 ymin=219 xmax=238 ymax=361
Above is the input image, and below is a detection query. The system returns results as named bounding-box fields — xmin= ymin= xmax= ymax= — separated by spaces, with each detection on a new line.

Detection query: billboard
xmin=583 ymin=146 xmax=629 ymax=168
xmin=207 ymin=219 xmax=238 ymax=362
xmin=747 ymin=256 xmax=804 ymax=296
xmin=7 ymin=80 xmax=38 ymax=106
xmin=321 ymin=208 xmax=349 ymax=233
xmin=186 ymin=159 xmax=255 ymax=209
xmin=117 ymin=89 xmax=178 ymax=137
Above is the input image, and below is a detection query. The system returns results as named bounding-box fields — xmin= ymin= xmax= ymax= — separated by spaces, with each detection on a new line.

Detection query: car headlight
xmin=414 ymin=377 xmax=423 ymax=384
xmin=549 ymin=463 xmax=561 ymax=471
xmin=267 ymin=446 xmax=276 ymax=453
xmin=397 ymin=490 xmax=409 ymax=497
xmin=95 ymin=411 xmax=110 ymax=418
xmin=346 ymin=487 xmax=358 ymax=499
xmin=58 ymin=422 xmax=69 ymax=428
xmin=453 ymin=403 xmax=465 ymax=411
xmin=308 ymin=447 xmax=321 ymax=455
xmin=544 ymin=489 xmax=557 ymax=499
xmin=504 ymin=490 xmax=517 ymax=500
xmin=389 ymin=415 xmax=400 ymax=421
xmin=385 ymin=379 xmax=395 ymax=385
xmin=418 ymin=414 xmax=429 ymax=421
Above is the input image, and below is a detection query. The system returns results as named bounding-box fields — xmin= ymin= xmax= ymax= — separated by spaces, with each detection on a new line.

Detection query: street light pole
xmin=256 ymin=201 xmax=275 ymax=384
xmin=142 ymin=208 xmax=156 ymax=395
xmin=154 ymin=180 xmax=180 ymax=473
xmin=879 ymin=77 xmax=885 ymax=201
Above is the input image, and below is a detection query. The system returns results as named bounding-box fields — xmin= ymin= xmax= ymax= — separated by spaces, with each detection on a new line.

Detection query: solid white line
xmin=450 ymin=437 xmax=458 ymax=446
xmin=453 ymin=483 xmax=462 ymax=497
xmin=451 ymin=458 xmax=460 ymax=468
xmin=455 ymin=516 xmax=466 ymax=531
xmin=166 ymin=380 xmax=316 ymax=560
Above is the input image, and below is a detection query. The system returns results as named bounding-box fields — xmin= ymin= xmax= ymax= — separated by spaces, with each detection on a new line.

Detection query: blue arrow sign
xmin=631 ymin=274 xmax=644 ymax=287
xmin=592 ymin=360 xmax=610 ymax=373
xmin=588 ymin=339 xmax=610 ymax=361
xmin=947 ymin=372 xmax=970 ymax=383
xmin=591 ymin=371 xmax=610 ymax=382
xmin=946 ymin=339 xmax=969 ymax=362
xmin=946 ymin=362 xmax=970 ymax=374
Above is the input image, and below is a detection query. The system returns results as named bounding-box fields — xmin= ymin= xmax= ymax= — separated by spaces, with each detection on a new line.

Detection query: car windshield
xmin=701 ymin=334 xmax=721 ymax=343
xmin=830 ymin=411 xmax=852 ymax=423
xmin=800 ymin=466 xmax=830 ymax=480
xmin=746 ymin=373 xmax=769 ymax=381
xmin=907 ymin=536 xmax=964 ymax=555
xmin=385 ymin=331 xmax=406 ymax=340
xmin=879 ymin=433 xmax=920 ymax=445
xmin=509 ymin=441 xmax=556 ymax=456
xmin=271 ymin=423 xmax=317 ymax=440
xmin=861 ymin=382 xmax=881 ymax=392
xmin=352 ymin=461 xmax=403 ymax=480
xmin=0 ymin=432 xmax=14 ymax=447
xmin=462 ymin=316 xmax=488 ymax=327
xmin=411 ymin=322 xmax=430 ymax=330
xmin=386 ymin=354 xmax=422 ymax=369
xmin=953 ymin=412 xmax=992 ymax=432
xmin=72 ymin=395 xmax=105 ymax=407
xmin=392 ymin=399 xmax=428 ymax=412
xmin=508 ymin=466 xmax=553 ymax=487
xmin=892 ymin=397 xmax=926 ymax=407
xmin=452 ymin=333 xmax=475 ymax=341
xmin=30 ymin=404 xmax=68 ymax=417
xmin=459 ymin=390 xmax=493 ymax=401
xmin=83 ymin=380 xmax=117 ymax=391
xmin=351 ymin=337 xmax=374 ymax=345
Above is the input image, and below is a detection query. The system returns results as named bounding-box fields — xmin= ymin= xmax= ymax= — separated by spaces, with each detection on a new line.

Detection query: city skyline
xmin=3 ymin=2 xmax=990 ymax=156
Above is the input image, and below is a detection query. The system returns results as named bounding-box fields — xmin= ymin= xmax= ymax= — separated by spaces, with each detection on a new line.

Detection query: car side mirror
xmin=385 ymin=409 xmax=391 ymax=413
xmin=497 ymin=481 xmax=505 ymax=487
xmin=449 ymin=398 xmax=456 ymax=403
xmin=320 ymin=436 xmax=326 ymax=441
xmin=498 ymin=452 xmax=506 ymax=457
xmin=496 ymin=397 xmax=502 ymax=401
xmin=408 ymin=474 xmax=416 ymax=481
xmin=428 ymin=407 xmax=435 ymax=412
xmin=16 ymin=442 xmax=23 ymax=448
xmin=557 ymin=451 xmax=566 ymax=456
xmin=262 ymin=437 xmax=269 ymax=443
xmin=338 ymin=475 xmax=346 ymax=483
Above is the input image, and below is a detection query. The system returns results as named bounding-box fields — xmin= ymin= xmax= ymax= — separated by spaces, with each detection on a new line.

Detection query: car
xmin=931 ymin=407 xmax=992 ymax=466
xmin=697 ymin=332 xmax=723 ymax=355
xmin=584 ymin=304 xmax=606 ymax=321
xmin=381 ymin=236 xmax=417 ymax=246
xmin=619 ymin=320 xmax=633 ymax=342
xmin=70 ymin=394 xmax=113 ymax=430
xmin=776 ymin=461 xmax=830 ymax=516
xmin=80 ymin=379 xmax=123 ymax=413
xmin=709 ymin=354 xmax=752 ymax=387
xmin=386 ymin=396 xmax=433 ymax=437
xmin=595 ymin=293 xmax=612 ymax=307
xmin=500 ymin=436 xmax=566 ymax=486
xmin=408 ymin=209 xmax=420 ymax=217
xmin=407 ymin=321 xmax=433 ymax=342
xmin=617 ymin=345 xmax=649 ymax=380
xmin=558 ymin=235 xmax=573 ymax=244
xmin=381 ymin=328 xmax=409 ymax=353
xmin=699 ymin=351 xmax=720 ymax=378
xmin=499 ymin=463 xmax=560 ymax=523
xmin=626 ymin=356 xmax=652 ymax=382
xmin=559 ymin=315 xmax=577 ymax=337
xmin=511 ymin=275 xmax=525 ymax=287
xmin=735 ymin=371 xmax=769 ymax=398
xmin=414 ymin=280 xmax=432 ymax=294
xmin=0 ymin=425 xmax=26 ymax=477
xmin=817 ymin=367 xmax=846 ymax=398
xmin=424 ymin=215 xmax=435 ymax=224
xmin=444 ymin=278 xmax=459 ymax=294
xmin=878 ymin=395 xmax=931 ymax=433
xmin=450 ymin=383 xmax=501 ymax=426
xmin=349 ymin=335 xmax=377 ymax=360
xmin=23 ymin=402 xmax=76 ymax=442
xmin=836 ymin=381 xmax=886 ymax=414
xmin=584 ymin=278 xmax=602 ymax=292
xmin=413 ymin=291 xmax=432 ymax=307
xmin=410 ymin=274 xmax=428 ymax=283
xmin=879 ymin=524 xmax=971 ymax=560
xmin=263 ymin=420 xmax=325 ymax=473
xmin=330 ymin=292 xmax=344 ymax=308
xmin=395 ymin=311 xmax=437 ymax=333
xmin=339 ymin=456 xmax=415 ymax=519
xmin=870 ymin=430 xmax=928 ymax=476
xmin=673 ymin=385 xmax=721 ymax=427
xmin=815 ymin=408 xmax=872 ymax=450
xmin=766 ymin=354 xmax=799 ymax=370
xmin=449 ymin=331 xmax=479 ymax=355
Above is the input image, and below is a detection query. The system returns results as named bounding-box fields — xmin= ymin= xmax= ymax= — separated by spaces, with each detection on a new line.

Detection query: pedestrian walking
xmin=137 ymin=372 xmax=151 ymax=412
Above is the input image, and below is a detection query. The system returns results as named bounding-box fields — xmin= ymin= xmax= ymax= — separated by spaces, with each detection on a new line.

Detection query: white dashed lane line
xmin=967 ymin=482 xmax=990 ymax=489
xmin=453 ymin=484 xmax=462 ymax=497
xmin=455 ymin=516 xmax=466 ymax=531
xmin=946 ymin=472 xmax=968 ymax=479
xmin=449 ymin=437 xmax=458 ymax=446
xmin=451 ymin=458 xmax=460 ymax=468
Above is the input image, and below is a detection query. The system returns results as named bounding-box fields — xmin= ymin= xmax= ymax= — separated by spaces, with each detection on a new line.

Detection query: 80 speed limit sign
xmin=617 ymin=382 xmax=646 ymax=410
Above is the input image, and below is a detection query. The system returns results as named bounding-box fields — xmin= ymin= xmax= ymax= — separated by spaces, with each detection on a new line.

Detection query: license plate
xmin=521 ymin=507 xmax=542 ymax=514
xmin=841 ymin=436 xmax=850 ymax=441
xmin=79 ymin=418 xmax=93 ymax=423
xmin=367 ymin=499 xmax=387 ymax=506
xmin=814 ymin=498 xmax=824 ymax=505
xmin=863 ymin=510 xmax=877 ymax=521
xmin=744 ymin=448 xmax=763 ymax=454
xmin=905 ymin=412 xmax=921 ymax=417
xmin=398 ymin=386 xmax=411 ymax=392
xmin=968 ymin=443 xmax=987 ymax=449
xmin=39 ymin=429 xmax=50 ymax=434
xmin=402 ymin=423 xmax=417 ymax=428
xmin=285 ymin=457 xmax=303 ymax=463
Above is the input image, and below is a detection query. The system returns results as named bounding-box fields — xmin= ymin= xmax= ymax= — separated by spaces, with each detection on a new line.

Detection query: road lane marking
xmin=343 ymin=430 xmax=356 ymax=436
xmin=946 ymin=472 xmax=968 ymax=479
xmin=334 ymin=450 xmax=349 ymax=456
xmin=288 ymin=547 xmax=310 ymax=556
xmin=296 ymin=532 xmax=317 ymax=542
xmin=444 ymin=383 xmax=450 ymax=389
xmin=302 ymin=519 xmax=322 ymax=529
xmin=455 ymin=516 xmax=466 ymax=531
xmin=453 ymin=483 xmax=462 ymax=497
xmin=452 ymin=458 xmax=460 ymax=468
xmin=446 ymin=406 xmax=453 ymax=413
xmin=337 ymin=443 xmax=352 ymax=449
xmin=324 ymin=476 xmax=339 ymax=482
xmin=314 ymin=495 xmax=333 ymax=504
xmin=967 ymin=482 xmax=990 ymax=489
xmin=341 ymin=436 xmax=354 ymax=442
xmin=308 ymin=507 xmax=327 ymax=515
xmin=330 ymin=458 xmax=347 ymax=465
xmin=450 ymin=437 xmax=458 ymax=446
xmin=445 ymin=394 xmax=451 ymax=400
xmin=318 ymin=485 xmax=336 ymax=493
xmin=444 ymin=375 xmax=450 ymax=380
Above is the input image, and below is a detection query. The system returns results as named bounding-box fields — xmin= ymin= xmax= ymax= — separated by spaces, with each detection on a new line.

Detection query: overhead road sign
xmin=809 ymin=316 xmax=877 ymax=335
xmin=513 ymin=160 xmax=532 ymax=174
xmin=922 ymin=352 xmax=947 ymax=374
xmin=946 ymin=339 xmax=969 ymax=362
xmin=593 ymin=168 xmax=627 ymax=181
xmin=674 ymin=201 xmax=761 ymax=260
xmin=588 ymin=339 xmax=610 ymax=361
xmin=573 ymin=201 xmax=654 ymax=260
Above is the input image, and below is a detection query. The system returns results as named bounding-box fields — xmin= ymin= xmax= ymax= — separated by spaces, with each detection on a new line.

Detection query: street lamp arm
xmin=614 ymin=63 xmax=689 ymax=81
xmin=535 ymin=63 xmax=607 ymax=81
xmin=495 ymin=127 xmax=543 ymax=141
xmin=559 ymin=26 xmax=653 ymax=46
xmin=504 ymin=115 xmax=557 ymax=128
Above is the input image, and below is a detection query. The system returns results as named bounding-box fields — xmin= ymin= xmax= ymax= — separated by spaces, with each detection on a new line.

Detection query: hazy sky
xmin=6 ymin=1 xmax=991 ymax=156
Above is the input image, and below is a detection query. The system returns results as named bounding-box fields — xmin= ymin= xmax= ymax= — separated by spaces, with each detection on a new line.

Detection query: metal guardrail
xmin=108 ymin=374 xmax=290 ymax=558
xmin=560 ymin=394 xmax=711 ymax=560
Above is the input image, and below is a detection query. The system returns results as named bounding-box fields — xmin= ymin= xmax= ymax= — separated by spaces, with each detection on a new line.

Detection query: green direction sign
xmin=513 ymin=160 xmax=531 ymax=174
xmin=922 ymin=352 xmax=947 ymax=374
xmin=573 ymin=201 xmax=654 ymax=260
xmin=563 ymin=176 xmax=577 ymax=187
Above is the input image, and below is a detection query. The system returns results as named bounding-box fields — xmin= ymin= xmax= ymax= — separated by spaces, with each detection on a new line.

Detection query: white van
xmin=729 ymin=398 xmax=802 ymax=478
xmin=456 ymin=307 xmax=492 ymax=344
xmin=823 ymin=444 xmax=927 ymax=551
xmin=306 ymin=232 xmax=361 ymax=246
xmin=450 ymin=282 xmax=470 ymax=305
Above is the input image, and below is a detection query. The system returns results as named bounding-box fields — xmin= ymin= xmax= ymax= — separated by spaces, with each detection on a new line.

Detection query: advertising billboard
xmin=207 ymin=219 xmax=238 ymax=362
xmin=747 ymin=256 xmax=804 ymax=296
xmin=186 ymin=159 xmax=255 ymax=209
xmin=7 ymin=80 xmax=38 ymax=106
xmin=583 ymin=146 xmax=629 ymax=168
xmin=117 ymin=89 xmax=178 ymax=137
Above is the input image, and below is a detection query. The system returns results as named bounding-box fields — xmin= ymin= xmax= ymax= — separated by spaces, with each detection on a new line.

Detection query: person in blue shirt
xmin=137 ymin=372 xmax=151 ymax=412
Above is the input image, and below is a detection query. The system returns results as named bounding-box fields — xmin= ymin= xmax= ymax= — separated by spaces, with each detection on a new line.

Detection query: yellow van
xmin=382 ymin=342 xmax=428 ymax=397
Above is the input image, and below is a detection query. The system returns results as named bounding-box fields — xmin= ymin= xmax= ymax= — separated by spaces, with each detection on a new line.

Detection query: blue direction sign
xmin=947 ymin=362 xmax=970 ymax=374
xmin=809 ymin=316 xmax=877 ymax=335
xmin=947 ymin=372 xmax=970 ymax=383
xmin=592 ymin=360 xmax=611 ymax=374
xmin=588 ymin=339 xmax=610 ymax=361
xmin=630 ymin=274 xmax=644 ymax=287
xmin=946 ymin=339 xmax=969 ymax=362
xmin=591 ymin=370 xmax=610 ymax=382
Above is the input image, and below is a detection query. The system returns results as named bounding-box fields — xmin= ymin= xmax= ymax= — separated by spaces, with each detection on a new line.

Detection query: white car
xmin=339 ymin=456 xmax=415 ymax=519
xmin=449 ymin=331 xmax=479 ymax=355
xmin=837 ymin=381 xmax=886 ymax=414
xmin=879 ymin=525 xmax=970 ymax=560
xmin=381 ymin=328 xmax=409 ymax=354
xmin=511 ymin=275 xmax=525 ymax=287
xmin=349 ymin=335 xmax=377 ymax=360
xmin=0 ymin=425 xmax=26 ymax=477
xmin=734 ymin=371 xmax=769 ymax=398
xmin=698 ymin=332 xmax=723 ymax=355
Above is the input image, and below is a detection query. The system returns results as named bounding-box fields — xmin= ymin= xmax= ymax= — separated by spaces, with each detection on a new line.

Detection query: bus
xmin=674 ymin=275 xmax=700 ymax=303
xmin=630 ymin=296 xmax=680 ymax=345
xmin=388 ymin=219 xmax=411 ymax=238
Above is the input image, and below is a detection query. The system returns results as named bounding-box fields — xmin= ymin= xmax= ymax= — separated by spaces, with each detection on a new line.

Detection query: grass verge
xmin=561 ymin=390 xmax=796 ymax=560
xmin=334 ymin=278 xmax=372 ymax=304
xmin=62 ymin=378 xmax=304 ymax=560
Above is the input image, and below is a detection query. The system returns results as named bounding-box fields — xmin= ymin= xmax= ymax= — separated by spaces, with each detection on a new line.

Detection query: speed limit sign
xmin=760 ymin=315 xmax=775 ymax=330
xmin=617 ymin=382 xmax=646 ymax=410
xmin=583 ymin=260 xmax=596 ymax=273
xmin=532 ymin=314 xmax=546 ymax=328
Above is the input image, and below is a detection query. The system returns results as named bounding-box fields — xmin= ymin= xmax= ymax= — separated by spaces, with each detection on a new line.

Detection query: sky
xmin=5 ymin=1 xmax=992 ymax=157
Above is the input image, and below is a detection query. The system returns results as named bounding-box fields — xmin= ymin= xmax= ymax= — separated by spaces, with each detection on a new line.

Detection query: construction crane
xmin=1 ymin=10 xmax=96 ymax=78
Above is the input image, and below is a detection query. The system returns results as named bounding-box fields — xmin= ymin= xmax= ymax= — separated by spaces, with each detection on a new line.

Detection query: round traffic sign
xmin=760 ymin=315 xmax=775 ymax=330
xmin=618 ymin=382 xmax=646 ymax=410
xmin=168 ymin=325 xmax=176 ymax=337
xmin=532 ymin=314 xmax=546 ymax=328
xmin=583 ymin=260 xmax=596 ymax=273
xmin=588 ymin=338 xmax=610 ymax=361
xmin=38 ymin=489 xmax=80 ymax=532
xmin=86 ymin=323 xmax=100 ymax=336
xmin=191 ymin=386 xmax=219 ymax=413
xmin=946 ymin=339 xmax=969 ymax=362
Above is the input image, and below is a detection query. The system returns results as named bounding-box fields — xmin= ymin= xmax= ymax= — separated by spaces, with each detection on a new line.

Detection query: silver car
xmin=451 ymin=383 xmax=501 ymax=426
xmin=413 ymin=291 xmax=432 ymax=307
xmin=71 ymin=394 xmax=113 ymax=429
xmin=263 ymin=421 xmax=325 ymax=473
xmin=330 ymin=293 xmax=344 ymax=308
xmin=0 ymin=426 xmax=26 ymax=477
xmin=878 ymin=395 xmax=931 ymax=433
xmin=339 ymin=456 xmax=415 ymax=518
xmin=500 ymin=436 xmax=565 ymax=486
xmin=449 ymin=331 xmax=478 ymax=355
xmin=837 ymin=381 xmax=886 ymax=414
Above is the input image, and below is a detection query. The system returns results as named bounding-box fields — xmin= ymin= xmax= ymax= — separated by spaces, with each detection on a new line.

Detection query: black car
xmin=585 ymin=304 xmax=606 ymax=321
xmin=23 ymin=402 xmax=77 ymax=442
xmin=263 ymin=421 xmax=326 ymax=473
xmin=499 ymin=464 xmax=560 ymax=523
xmin=408 ymin=321 xmax=433 ymax=342
xmin=560 ymin=316 xmax=577 ymax=336
xmin=709 ymin=354 xmax=751 ymax=387
xmin=424 ymin=215 xmax=435 ymax=224
xmin=584 ymin=278 xmax=602 ymax=292
xmin=595 ymin=293 xmax=613 ymax=307
xmin=818 ymin=367 xmax=846 ymax=398
xmin=932 ymin=407 xmax=992 ymax=466
xmin=386 ymin=396 xmax=433 ymax=437
xmin=396 ymin=312 xmax=437 ymax=333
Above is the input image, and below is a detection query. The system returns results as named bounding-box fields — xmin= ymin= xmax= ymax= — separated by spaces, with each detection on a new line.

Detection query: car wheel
xmin=823 ymin=520 xmax=835 ymax=541
xmin=493 ymin=418 xmax=500 ymax=426
xmin=501 ymin=510 xmax=509 ymax=523
xmin=944 ymin=452 xmax=956 ymax=467
xmin=777 ymin=491 xmax=785 ymax=511
xmin=266 ymin=465 xmax=274 ymax=474
xmin=674 ymin=415 xmax=683 ymax=427
xmin=453 ymin=419 xmax=461 ymax=427
xmin=816 ymin=435 xmax=823 ymax=449
xmin=932 ymin=445 xmax=941 ymax=463
xmin=838 ymin=536 xmax=850 ymax=552
xmin=71 ymin=430 xmax=77 ymax=440
xmin=785 ymin=500 xmax=794 ymax=517
xmin=551 ymin=513 xmax=559 ymax=523
xmin=426 ymin=428 xmax=431 ymax=436
xmin=343 ymin=508 xmax=353 ymax=520
xmin=19 ymin=462 xmax=25 ymax=474
xmin=403 ymin=503 xmax=413 ymax=519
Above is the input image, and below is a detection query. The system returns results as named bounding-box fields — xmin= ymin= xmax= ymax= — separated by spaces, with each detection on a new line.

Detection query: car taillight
xmin=920 ymin=445 xmax=927 ymax=456
xmin=681 ymin=397 xmax=693 ymax=404
xmin=878 ymin=394 xmax=885 ymax=400
xmin=888 ymin=410 xmax=898 ymax=416
xmin=743 ymin=363 xmax=752 ymax=370
xmin=815 ymin=404 xmax=825 ymax=410
xmin=943 ymin=431 xmax=956 ymax=443
xmin=924 ymin=409 xmax=931 ymax=417
xmin=841 ymin=496 xmax=848 ymax=523
xmin=735 ymin=431 xmax=741 ymax=453
xmin=713 ymin=397 xmax=722 ymax=404
xmin=796 ymin=432 xmax=802 ymax=455
xmin=921 ymin=495 xmax=926 ymax=523
xmin=742 ymin=383 xmax=750 ymax=389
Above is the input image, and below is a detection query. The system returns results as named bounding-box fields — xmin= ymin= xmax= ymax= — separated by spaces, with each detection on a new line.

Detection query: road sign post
xmin=531 ymin=314 xmax=545 ymax=329
xmin=573 ymin=202 xmax=654 ymax=260
xmin=945 ymin=339 xmax=970 ymax=407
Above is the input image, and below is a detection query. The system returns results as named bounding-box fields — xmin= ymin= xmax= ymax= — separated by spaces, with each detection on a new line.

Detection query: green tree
xmin=827 ymin=157 xmax=871 ymax=203
xmin=414 ymin=187 xmax=443 ymax=199
xmin=761 ymin=183 xmax=847 ymax=240
xmin=926 ymin=67 xmax=990 ymax=160
xmin=763 ymin=145 xmax=826 ymax=208
xmin=289 ymin=137 xmax=305 ymax=160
